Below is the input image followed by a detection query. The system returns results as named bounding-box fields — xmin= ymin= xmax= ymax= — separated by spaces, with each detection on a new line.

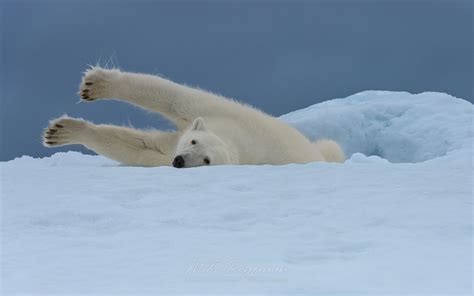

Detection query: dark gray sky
xmin=1 ymin=0 xmax=472 ymax=161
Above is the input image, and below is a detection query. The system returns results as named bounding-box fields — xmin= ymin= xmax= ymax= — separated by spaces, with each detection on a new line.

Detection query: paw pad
xmin=78 ymin=67 xmax=120 ymax=101
xmin=42 ymin=117 xmax=86 ymax=147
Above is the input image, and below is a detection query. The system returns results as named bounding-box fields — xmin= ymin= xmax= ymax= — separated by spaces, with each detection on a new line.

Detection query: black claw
xmin=48 ymin=129 xmax=57 ymax=134
xmin=85 ymin=82 xmax=93 ymax=85
xmin=55 ymin=124 xmax=64 ymax=128
xmin=82 ymin=89 xmax=89 ymax=93
xmin=44 ymin=135 xmax=53 ymax=140
xmin=46 ymin=141 xmax=56 ymax=145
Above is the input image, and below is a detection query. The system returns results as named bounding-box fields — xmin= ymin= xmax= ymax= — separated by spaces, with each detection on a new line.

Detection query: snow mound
xmin=12 ymin=151 xmax=117 ymax=167
xmin=282 ymin=91 xmax=473 ymax=163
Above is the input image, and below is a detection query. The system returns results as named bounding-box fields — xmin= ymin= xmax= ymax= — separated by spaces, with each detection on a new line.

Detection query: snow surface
xmin=1 ymin=91 xmax=472 ymax=295
xmin=282 ymin=91 xmax=473 ymax=163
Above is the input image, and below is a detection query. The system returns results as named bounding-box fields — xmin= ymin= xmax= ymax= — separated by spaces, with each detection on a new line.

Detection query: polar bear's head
xmin=172 ymin=117 xmax=232 ymax=168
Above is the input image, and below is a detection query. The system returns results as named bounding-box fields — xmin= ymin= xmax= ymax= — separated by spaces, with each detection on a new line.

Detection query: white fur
xmin=313 ymin=139 xmax=345 ymax=163
xmin=43 ymin=67 xmax=345 ymax=167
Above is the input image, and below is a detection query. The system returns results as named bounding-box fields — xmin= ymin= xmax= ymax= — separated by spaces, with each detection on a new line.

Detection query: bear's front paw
xmin=79 ymin=66 xmax=122 ymax=101
xmin=43 ymin=116 xmax=88 ymax=147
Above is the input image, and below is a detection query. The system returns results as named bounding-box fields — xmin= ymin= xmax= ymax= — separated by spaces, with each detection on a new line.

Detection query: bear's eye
xmin=191 ymin=140 xmax=197 ymax=145
xmin=204 ymin=157 xmax=210 ymax=165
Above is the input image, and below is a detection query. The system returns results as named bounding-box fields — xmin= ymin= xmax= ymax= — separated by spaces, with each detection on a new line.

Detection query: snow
xmin=282 ymin=91 xmax=473 ymax=163
xmin=1 ymin=91 xmax=472 ymax=295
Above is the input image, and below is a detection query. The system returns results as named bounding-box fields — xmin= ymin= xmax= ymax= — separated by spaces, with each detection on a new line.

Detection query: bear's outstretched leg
xmin=78 ymin=67 xmax=244 ymax=130
xmin=43 ymin=116 xmax=179 ymax=167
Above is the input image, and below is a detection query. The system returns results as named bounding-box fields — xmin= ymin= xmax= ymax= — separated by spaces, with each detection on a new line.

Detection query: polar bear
xmin=43 ymin=67 xmax=344 ymax=167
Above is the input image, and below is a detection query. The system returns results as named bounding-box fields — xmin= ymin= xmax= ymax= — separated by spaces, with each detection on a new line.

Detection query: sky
xmin=0 ymin=0 xmax=472 ymax=161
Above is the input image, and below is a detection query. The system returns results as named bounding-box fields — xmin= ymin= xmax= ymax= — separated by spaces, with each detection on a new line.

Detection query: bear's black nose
xmin=172 ymin=155 xmax=185 ymax=168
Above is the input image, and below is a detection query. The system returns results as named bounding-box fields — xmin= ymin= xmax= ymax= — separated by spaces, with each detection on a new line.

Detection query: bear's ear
xmin=191 ymin=117 xmax=206 ymax=131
